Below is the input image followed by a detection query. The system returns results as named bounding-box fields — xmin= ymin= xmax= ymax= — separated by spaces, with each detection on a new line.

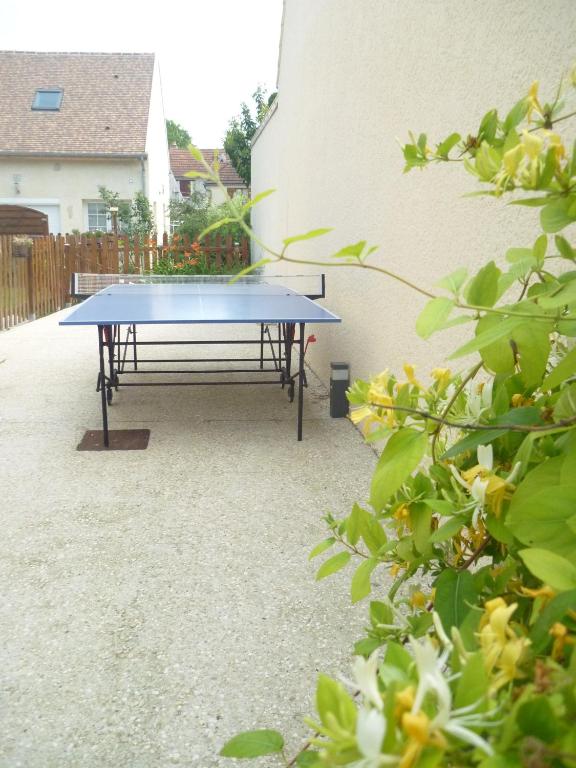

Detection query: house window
xmin=87 ymin=202 xmax=109 ymax=232
xmin=32 ymin=89 xmax=63 ymax=111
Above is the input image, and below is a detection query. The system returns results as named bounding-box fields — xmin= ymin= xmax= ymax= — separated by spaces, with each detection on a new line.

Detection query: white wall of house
xmin=0 ymin=157 xmax=143 ymax=233
xmin=145 ymin=58 xmax=171 ymax=238
xmin=252 ymin=0 xmax=576 ymax=386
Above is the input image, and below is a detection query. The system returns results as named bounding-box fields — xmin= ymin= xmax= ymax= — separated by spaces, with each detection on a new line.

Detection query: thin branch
xmin=364 ymin=402 xmax=576 ymax=433
xmin=458 ymin=538 xmax=490 ymax=570
xmin=431 ymin=362 xmax=483 ymax=463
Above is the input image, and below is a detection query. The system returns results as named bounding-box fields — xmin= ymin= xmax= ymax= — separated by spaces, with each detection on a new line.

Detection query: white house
xmin=251 ymin=0 xmax=576 ymax=384
xmin=0 ymin=51 xmax=171 ymax=237
xmin=169 ymin=147 xmax=247 ymax=206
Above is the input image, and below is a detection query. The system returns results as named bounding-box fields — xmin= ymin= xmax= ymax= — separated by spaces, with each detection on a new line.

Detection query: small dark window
xmin=32 ymin=89 xmax=63 ymax=111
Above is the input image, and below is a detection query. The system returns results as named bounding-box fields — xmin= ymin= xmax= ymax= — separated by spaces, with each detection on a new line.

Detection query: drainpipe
xmin=140 ymin=155 xmax=147 ymax=194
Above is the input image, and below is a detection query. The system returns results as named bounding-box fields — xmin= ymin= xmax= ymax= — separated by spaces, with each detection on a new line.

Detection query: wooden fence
xmin=0 ymin=233 xmax=250 ymax=331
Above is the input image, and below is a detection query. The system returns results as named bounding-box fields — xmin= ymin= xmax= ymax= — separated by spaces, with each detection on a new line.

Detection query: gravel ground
xmin=0 ymin=310 xmax=378 ymax=768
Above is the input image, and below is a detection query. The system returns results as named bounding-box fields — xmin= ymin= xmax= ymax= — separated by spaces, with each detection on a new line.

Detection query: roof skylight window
xmin=32 ymin=89 xmax=63 ymax=111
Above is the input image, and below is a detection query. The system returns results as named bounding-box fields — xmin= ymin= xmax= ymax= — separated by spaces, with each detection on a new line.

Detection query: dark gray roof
xmin=0 ymin=51 xmax=155 ymax=156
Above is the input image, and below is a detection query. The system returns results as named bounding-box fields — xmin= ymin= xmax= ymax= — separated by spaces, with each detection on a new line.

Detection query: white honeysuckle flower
xmin=504 ymin=461 xmax=522 ymax=485
xmin=432 ymin=612 xmax=453 ymax=651
xmin=408 ymin=635 xmax=495 ymax=757
xmin=357 ymin=708 xmax=386 ymax=759
xmin=352 ymin=650 xmax=384 ymax=710
xmin=409 ymin=636 xmax=452 ymax=718
xmin=476 ymin=444 xmax=493 ymax=471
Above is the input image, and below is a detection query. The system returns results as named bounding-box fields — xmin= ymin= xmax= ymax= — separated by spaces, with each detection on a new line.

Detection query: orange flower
xmin=187 ymin=258 xmax=199 ymax=266
xmin=191 ymin=241 xmax=201 ymax=253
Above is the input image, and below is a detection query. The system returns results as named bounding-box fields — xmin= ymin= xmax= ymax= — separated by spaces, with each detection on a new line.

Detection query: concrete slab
xmin=0 ymin=309 xmax=378 ymax=767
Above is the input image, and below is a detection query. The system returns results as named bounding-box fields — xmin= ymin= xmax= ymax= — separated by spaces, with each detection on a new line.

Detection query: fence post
xmin=27 ymin=250 xmax=36 ymax=321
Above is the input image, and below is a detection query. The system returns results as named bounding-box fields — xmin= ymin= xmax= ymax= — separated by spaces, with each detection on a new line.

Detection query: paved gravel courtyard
xmin=0 ymin=309 xmax=377 ymax=768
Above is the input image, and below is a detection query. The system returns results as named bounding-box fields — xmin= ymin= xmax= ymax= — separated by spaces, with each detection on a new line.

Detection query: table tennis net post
xmin=71 ymin=272 xmax=326 ymax=300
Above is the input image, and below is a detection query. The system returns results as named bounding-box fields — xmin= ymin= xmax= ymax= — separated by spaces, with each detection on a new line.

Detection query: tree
xmin=224 ymin=87 xmax=270 ymax=186
xmin=98 ymin=186 xmax=154 ymax=239
xmin=166 ymin=119 xmax=192 ymax=149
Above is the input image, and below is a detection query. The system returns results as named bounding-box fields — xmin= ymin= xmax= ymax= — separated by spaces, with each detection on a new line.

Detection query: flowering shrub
xmin=188 ymin=70 xmax=576 ymax=767
xmin=152 ymin=236 xmax=244 ymax=275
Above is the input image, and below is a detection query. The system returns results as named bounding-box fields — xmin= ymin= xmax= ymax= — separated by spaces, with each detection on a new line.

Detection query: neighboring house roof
xmin=169 ymin=147 xmax=246 ymax=187
xmin=0 ymin=51 xmax=155 ymax=156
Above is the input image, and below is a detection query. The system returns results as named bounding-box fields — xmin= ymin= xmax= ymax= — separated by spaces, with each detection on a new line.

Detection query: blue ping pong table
xmin=60 ymin=274 xmax=341 ymax=447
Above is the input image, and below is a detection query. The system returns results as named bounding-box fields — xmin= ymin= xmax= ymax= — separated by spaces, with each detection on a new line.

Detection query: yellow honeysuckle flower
xmin=410 ymin=590 xmax=427 ymax=609
xmin=550 ymin=622 xmax=576 ymax=661
xmin=403 ymin=363 xmax=422 ymax=388
xmin=511 ymin=393 xmax=534 ymax=408
xmin=503 ymin=144 xmax=525 ymax=177
xmin=478 ymin=599 xmax=530 ymax=691
xmin=431 ymin=367 xmax=452 ymax=390
xmin=522 ymin=130 xmax=543 ymax=161
xmin=395 ymin=686 xmax=415 ymax=714
xmin=350 ymin=406 xmax=373 ymax=425
xmin=402 ymin=711 xmax=430 ymax=745
xmin=527 ymin=80 xmax=543 ymax=121
xmin=520 ymin=585 xmax=556 ymax=602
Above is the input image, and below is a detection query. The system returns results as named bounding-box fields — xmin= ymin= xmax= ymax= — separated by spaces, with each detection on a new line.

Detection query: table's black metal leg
xmin=98 ymin=325 xmax=110 ymax=448
xmin=133 ymin=324 xmax=138 ymax=370
xmin=106 ymin=324 xmax=115 ymax=404
xmin=297 ymin=322 xmax=305 ymax=441
xmin=259 ymin=323 xmax=264 ymax=370
xmin=278 ymin=323 xmax=282 ymax=368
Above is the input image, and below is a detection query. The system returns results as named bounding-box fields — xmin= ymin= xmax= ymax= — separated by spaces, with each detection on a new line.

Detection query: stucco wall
xmin=0 ymin=157 xmax=144 ymax=233
xmin=145 ymin=58 xmax=171 ymax=238
xmin=251 ymin=0 xmax=576 ymax=386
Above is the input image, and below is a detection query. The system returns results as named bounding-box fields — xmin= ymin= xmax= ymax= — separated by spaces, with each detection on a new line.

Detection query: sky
xmin=0 ymin=0 xmax=284 ymax=147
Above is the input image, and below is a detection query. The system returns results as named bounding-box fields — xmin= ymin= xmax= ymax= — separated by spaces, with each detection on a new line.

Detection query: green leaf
xmin=429 ymin=516 xmax=466 ymax=543
xmin=519 ymin=548 xmax=576 ymax=591
xmin=436 ymin=268 xmax=470 ymax=293
xmin=410 ymin=503 xmax=432 ymax=555
xmin=455 ymin=652 xmax=488 ymax=709
xmin=538 ymin=277 xmax=576 ymax=309
xmin=416 ymin=298 xmax=455 ymax=339
xmin=442 ymin=429 xmax=507 ymax=460
xmin=370 ymin=429 xmax=427 ymax=512
xmin=541 ymin=198 xmax=576 ymax=233
xmin=187 ymin=144 xmax=205 ymax=163
xmin=554 ymin=382 xmax=576 ymax=420
xmin=315 ymin=551 xmax=351 ymax=581
xmin=449 ymin=316 xmax=524 ymax=360
xmin=360 ymin=514 xmax=388 ymax=555
xmin=230 ymin=258 xmax=272 ymax=281
xmin=351 ymin=558 xmax=378 ymax=603
xmin=530 ymin=589 xmax=576 ymax=652
xmin=479 ymin=109 xmax=498 ymax=142
xmin=283 ymin=228 xmax=333 ymax=246
xmin=506 ymin=456 xmax=576 ymax=558
xmin=513 ymin=323 xmax=551 ymax=387
xmin=184 ymin=170 xmax=212 ymax=179
xmin=296 ymin=752 xmax=322 ymax=767
xmin=503 ymin=98 xmax=528 ymax=132
xmin=542 ymin=345 xmax=576 ymax=390
xmin=532 ymin=234 xmax=548 ymax=267
xmin=346 ymin=503 xmax=362 ymax=546
xmin=434 ymin=569 xmax=478 ymax=630
xmin=555 ymin=234 xmax=576 ymax=261
xmin=220 ymin=730 xmax=284 ymax=758
xmin=197 ymin=217 xmax=236 ymax=240
xmin=309 ymin=538 xmax=336 ymax=560
xmin=517 ymin=699 xmax=561 ymax=743
xmin=436 ymin=133 xmax=461 ymax=158
xmin=508 ymin=197 xmax=550 ymax=207
xmin=241 ymin=188 xmax=276 ymax=213
xmin=465 ymin=261 xmax=501 ymax=307
xmin=316 ymin=675 xmax=357 ymax=732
